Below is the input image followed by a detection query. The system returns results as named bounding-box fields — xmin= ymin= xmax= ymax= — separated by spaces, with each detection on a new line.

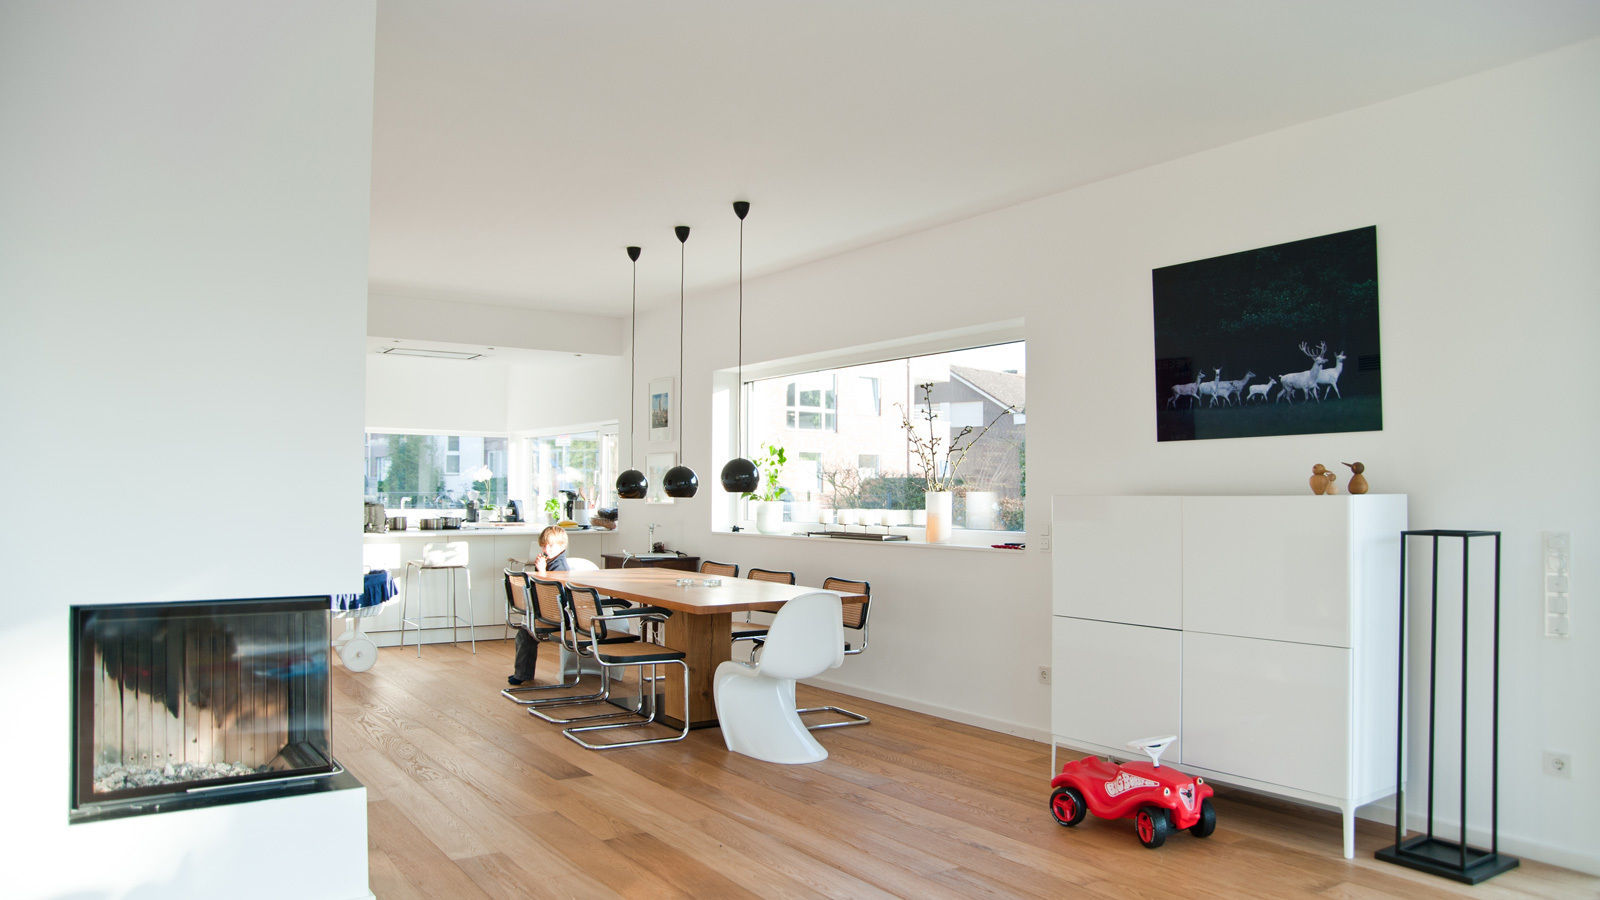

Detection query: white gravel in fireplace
xmin=95 ymin=761 xmax=269 ymax=793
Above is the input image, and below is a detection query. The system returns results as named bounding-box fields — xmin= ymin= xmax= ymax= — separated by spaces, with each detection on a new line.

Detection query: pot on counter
xmin=437 ymin=516 xmax=463 ymax=530
xmin=386 ymin=516 xmax=408 ymax=531
xmin=418 ymin=518 xmax=441 ymax=530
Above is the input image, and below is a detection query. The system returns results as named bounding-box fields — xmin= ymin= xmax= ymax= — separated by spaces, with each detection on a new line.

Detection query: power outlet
xmin=1543 ymin=751 xmax=1572 ymax=779
xmin=1038 ymin=666 xmax=1052 ymax=684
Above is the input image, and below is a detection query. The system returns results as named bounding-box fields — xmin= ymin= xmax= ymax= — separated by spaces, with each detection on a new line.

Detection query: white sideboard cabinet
xmin=1050 ymin=494 xmax=1407 ymax=858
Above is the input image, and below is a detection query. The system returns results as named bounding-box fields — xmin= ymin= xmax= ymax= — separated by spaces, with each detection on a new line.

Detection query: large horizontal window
xmin=741 ymin=341 xmax=1026 ymax=534
xmin=365 ymin=432 xmax=507 ymax=510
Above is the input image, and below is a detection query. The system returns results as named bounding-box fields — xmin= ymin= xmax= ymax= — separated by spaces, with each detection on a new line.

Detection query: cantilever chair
xmin=714 ymin=592 xmax=844 ymax=763
xmin=562 ymin=587 xmax=689 ymax=750
xmin=500 ymin=574 xmax=580 ymax=704
xmin=501 ymin=566 xmax=529 ymax=640
xmin=794 ymin=576 xmax=873 ymax=730
xmin=734 ymin=567 xmax=794 ymax=646
xmin=525 ymin=578 xmax=657 ymax=726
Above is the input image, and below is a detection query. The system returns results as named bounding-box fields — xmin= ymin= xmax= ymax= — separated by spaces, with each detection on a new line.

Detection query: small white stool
xmin=400 ymin=541 xmax=475 ymax=657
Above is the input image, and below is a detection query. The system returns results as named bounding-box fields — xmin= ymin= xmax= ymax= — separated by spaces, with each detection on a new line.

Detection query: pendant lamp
xmin=615 ymin=245 xmax=649 ymax=499
xmin=720 ymin=200 xmax=759 ymax=493
xmin=663 ymin=225 xmax=700 ymax=498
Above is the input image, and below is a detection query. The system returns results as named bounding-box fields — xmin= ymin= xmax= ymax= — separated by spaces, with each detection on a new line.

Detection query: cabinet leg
xmin=1343 ymin=807 xmax=1355 ymax=859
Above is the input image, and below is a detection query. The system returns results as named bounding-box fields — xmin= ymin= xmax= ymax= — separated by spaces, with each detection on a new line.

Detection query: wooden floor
xmin=333 ymin=639 xmax=1595 ymax=899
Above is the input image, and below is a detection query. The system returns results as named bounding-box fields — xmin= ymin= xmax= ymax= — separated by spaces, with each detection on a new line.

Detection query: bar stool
xmin=400 ymin=541 xmax=475 ymax=657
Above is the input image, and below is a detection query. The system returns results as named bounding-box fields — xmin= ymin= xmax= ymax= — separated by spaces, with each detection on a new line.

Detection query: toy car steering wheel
xmin=1125 ymin=735 xmax=1177 ymax=767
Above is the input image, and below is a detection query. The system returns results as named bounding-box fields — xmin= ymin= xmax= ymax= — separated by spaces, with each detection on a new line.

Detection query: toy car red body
xmin=1050 ymin=736 xmax=1216 ymax=848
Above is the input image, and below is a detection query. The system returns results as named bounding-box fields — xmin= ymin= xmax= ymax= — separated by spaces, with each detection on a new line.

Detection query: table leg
xmin=661 ymin=611 xmax=730 ymax=729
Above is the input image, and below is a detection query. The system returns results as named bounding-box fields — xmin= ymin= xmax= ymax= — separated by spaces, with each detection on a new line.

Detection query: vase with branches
xmin=896 ymin=382 xmax=1015 ymax=541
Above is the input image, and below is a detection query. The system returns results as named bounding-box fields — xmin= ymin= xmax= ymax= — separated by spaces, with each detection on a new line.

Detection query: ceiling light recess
xmin=380 ymin=347 xmax=483 ymax=360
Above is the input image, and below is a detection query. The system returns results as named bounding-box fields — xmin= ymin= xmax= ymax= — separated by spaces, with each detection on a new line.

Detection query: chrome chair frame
xmin=500 ymin=573 xmax=582 ymax=705
xmin=526 ymin=586 xmax=648 ymax=725
xmin=563 ymin=602 xmax=689 ymax=750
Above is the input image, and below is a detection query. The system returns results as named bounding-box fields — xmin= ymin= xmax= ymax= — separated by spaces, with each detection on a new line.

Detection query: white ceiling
xmin=369 ymin=0 xmax=1600 ymax=316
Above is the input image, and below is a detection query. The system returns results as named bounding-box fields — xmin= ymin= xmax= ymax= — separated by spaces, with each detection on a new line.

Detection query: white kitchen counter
xmin=357 ymin=525 xmax=617 ymax=649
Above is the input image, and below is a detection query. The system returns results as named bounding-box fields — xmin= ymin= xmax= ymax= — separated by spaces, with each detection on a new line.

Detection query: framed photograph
xmin=648 ymin=377 xmax=674 ymax=443
xmin=645 ymin=451 xmax=676 ymax=504
xmin=1153 ymin=226 xmax=1382 ymax=442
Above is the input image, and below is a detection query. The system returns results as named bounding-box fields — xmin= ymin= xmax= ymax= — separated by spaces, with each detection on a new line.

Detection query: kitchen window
xmin=365 ymin=432 xmax=507 ymax=509
xmin=528 ymin=429 xmax=619 ymax=517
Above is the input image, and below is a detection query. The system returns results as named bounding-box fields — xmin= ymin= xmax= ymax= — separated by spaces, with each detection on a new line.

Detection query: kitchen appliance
xmin=363 ymin=501 xmax=387 ymax=533
xmin=504 ymin=500 xmax=522 ymax=523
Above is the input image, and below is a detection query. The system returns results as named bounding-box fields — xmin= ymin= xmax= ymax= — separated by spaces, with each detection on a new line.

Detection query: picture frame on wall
xmin=648 ymin=377 xmax=674 ymax=443
xmin=1152 ymin=225 xmax=1383 ymax=442
xmin=645 ymin=451 xmax=676 ymax=504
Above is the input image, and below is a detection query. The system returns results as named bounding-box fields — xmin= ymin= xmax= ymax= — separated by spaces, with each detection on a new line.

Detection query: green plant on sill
xmin=741 ymin=443 xmax=787 ymax=502
xmin=544 ymin=497 xmax=561 ymax=521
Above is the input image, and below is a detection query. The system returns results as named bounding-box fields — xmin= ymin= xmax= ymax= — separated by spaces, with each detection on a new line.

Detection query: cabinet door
xmin=1053 ymin=496 xmax=1183 ymax=629
xmin=1181 ymin=631 xmax=1350 ymax=798
xmin=1052 ymin=617 xmax=1181 ymax=761
xmin=1182 ymin=496 xmax=1351 ymax=647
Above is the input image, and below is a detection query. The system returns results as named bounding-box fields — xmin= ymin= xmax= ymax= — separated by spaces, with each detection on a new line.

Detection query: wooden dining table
xmin=547 ymin=568 xmax=866 ymax=729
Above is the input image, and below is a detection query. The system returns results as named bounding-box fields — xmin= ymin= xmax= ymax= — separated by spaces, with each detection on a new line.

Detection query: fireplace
xmin=70 ymin=596 xmax=336 ymax=822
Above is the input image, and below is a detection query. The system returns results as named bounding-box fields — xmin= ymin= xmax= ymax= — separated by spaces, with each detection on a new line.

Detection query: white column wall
xmin=0 ymin=2 xmax=376 ymax=897
xmin=614 ymin=39 xmax=1600 ymax=871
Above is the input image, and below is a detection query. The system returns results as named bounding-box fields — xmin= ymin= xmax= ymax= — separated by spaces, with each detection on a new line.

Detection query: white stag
xmin=1196 ymin=367 xmax=1224 ymax=406
xmin=1247 ymin=377 xmax=1276 ymax=402
xmin=1278 ymin=341 xmax=1328 ymax=403
xmin=1167 ymin=370 xmax=1207 ymax=409
xmin=1214 ymin=370 xmax=1255 ymax=407
xmin=1317 ymin=350 xmax=1348 ymax=399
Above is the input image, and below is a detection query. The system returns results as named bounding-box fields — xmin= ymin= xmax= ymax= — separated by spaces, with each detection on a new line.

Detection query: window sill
xmin=715 ymin=528 xmax=1028 ymax=554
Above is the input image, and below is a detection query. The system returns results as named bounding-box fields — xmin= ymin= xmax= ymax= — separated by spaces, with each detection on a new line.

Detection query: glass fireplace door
xmin=71 ymin=597 xmax=334 ymax=816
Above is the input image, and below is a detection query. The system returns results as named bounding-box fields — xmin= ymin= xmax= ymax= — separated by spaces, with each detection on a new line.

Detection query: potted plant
xmin=742 ymin=442 xmax=788 ymax=534
xmin=898 ymin=382 xmax=1015 ymax=543
xmin=543 ymin=497 xmax=562 ymax=523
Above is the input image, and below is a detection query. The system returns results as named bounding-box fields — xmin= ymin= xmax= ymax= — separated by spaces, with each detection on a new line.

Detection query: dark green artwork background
xmin=1153 ymin=226 xmax=1383 ymax=442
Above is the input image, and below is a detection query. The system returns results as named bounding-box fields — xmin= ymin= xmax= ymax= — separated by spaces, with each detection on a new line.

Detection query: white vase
xmin=964 ymin=491 xmax=997 ymax=531
xmin=756 ymin=500 xmax=786 ymax=534
xmin=925 ymin=491 xmax=952 ymax=543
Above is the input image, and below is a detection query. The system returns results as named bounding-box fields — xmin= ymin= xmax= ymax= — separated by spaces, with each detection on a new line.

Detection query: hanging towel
xmin=332 ymin=570 xmax=397 ymax=616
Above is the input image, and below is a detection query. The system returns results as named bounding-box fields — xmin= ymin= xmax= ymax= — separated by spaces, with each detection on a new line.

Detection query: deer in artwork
xmin=1196 ymin=367 xmax=1224 ymax=406
xmin=1317 ymin=350 xmax=1348 ymax=399
xmin=1247 ymin=377 xmax=1276 ymax=402
xmin=1167 ymin=370 xmax=1207 ymax=409
xmin=1278 ymin=341 xmax=1328 ymax=403
xmin=1214 ymin=370 xmax=1255 ymax=407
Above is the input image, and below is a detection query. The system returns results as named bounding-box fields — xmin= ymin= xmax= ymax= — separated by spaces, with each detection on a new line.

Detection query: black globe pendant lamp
xmin=720 ymin=200 xmax=759 ymax=494
xmin=663 ymin=225 xmax=700 ymax=498
xmin=615 ymin=245 xmax=649 ymax=500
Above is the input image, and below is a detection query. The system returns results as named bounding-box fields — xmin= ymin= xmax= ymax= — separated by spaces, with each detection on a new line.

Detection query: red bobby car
xmin=1050 ymin=736 xmax=1216 ymax=848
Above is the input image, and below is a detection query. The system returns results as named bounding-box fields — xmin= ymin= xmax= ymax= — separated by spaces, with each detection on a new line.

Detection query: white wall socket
xmin=1543 ymin=751 xmax=1572 ymax=779
xmin=1038 ymin=666 xmax=1052 ymax=684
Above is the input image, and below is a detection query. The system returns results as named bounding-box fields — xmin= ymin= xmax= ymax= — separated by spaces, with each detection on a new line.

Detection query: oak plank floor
xmin=334 ymin=640 xmax=1596 ymax=899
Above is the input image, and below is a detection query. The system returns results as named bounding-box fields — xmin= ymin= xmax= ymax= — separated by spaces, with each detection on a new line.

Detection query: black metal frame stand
xmin=1376 ymin=529 xmax=1518 ymax=884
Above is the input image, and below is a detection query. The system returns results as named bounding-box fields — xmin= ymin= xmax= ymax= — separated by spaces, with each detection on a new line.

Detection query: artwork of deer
xmin=1277 ymin=341 xmax=1328 ymax=403
xmin=1196 ymin=367 xmax=1223 ymax=406
xmin=1166 ymin=370 xmax=1207 ymax=409
xmin=1247 ymin=377 xmax=1276 ymax=402
xmin=1316 ymin=350 xmax=1348 ymax=399
xmin=1214 ymin=370 xmax=1255 ymax=406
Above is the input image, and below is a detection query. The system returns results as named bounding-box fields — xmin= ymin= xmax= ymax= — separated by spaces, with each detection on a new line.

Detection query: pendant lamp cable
xmin=737 ymin=214 xmax=744 ymax=458
xmin=630 ymin=251 xmax=638 ymax=468
xmin=679 ymin=235 xmax=687 ymax=461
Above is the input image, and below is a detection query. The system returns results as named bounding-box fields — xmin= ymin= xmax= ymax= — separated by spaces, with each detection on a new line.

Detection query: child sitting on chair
xmin=509 ymin=525 xmax=570 ymax=686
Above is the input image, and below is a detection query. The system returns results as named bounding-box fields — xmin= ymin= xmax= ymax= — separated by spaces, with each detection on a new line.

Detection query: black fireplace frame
xmin=70 ymin=595 xmax=338 ymax=822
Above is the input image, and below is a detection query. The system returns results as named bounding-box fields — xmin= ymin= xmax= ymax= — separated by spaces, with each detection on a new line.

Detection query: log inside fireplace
xmin=70 ymin=596 xmax=335 ymax=821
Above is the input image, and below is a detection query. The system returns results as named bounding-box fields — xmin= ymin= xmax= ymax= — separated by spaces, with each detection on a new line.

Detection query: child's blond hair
xmin=539 ymin=525 xmax=569 ymax=551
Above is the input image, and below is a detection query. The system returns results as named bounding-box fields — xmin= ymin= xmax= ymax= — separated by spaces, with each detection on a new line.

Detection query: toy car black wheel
xmin=1189 ymin=798 xmax=1216 ymax=838
xmin=1135 ymin=806 xmax=1171 ymax=848
xmin=1050 ymin=786 xmax=1087 ymax=827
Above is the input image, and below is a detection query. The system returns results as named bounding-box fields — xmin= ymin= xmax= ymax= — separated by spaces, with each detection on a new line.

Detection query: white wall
xmin=505 ymin=353 xmax=626 ymax=433
xmin=616 ymin=39 xmax=1600 ymax=871
xmin=365 ymin=354 xmax=512 ymax=433
xmin=0 ymin=3 xmax=376 ymax=897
